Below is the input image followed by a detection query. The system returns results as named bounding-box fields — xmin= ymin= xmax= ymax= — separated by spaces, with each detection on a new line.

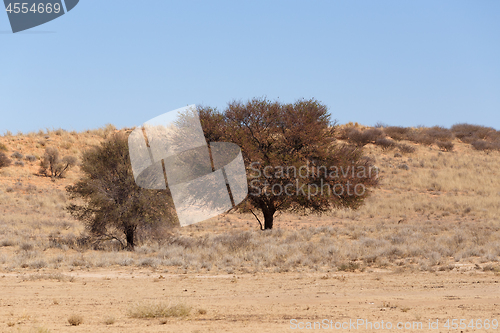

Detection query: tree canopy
xmin=66 ymin=133 xmax=178 ymax=250
xmin=199 ymin=97 xmax=379 ymax=229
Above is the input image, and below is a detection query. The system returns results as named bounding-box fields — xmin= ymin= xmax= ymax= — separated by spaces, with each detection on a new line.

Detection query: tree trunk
xmin=125 ymin=226 xmax=135 ymax=250
xmin=263 ymin=208 xmax=275 ymax=230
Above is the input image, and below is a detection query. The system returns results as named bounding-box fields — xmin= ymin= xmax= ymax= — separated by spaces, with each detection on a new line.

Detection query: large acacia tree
xmin=199 ymin=98 xmax=379 ymax=230
xmin=66 ymin=132 xmax=177 ymax=250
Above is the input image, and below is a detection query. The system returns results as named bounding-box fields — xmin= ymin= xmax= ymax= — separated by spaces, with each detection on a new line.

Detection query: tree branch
xmin=249 ymin=208 xmax=263 ymax=230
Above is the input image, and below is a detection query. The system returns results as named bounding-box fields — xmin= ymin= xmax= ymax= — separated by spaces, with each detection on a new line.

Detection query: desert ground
xmin=1 ymin=125 xmax=499 ymax=332
xmin=0 ymin=268 xmax=499 ymax=332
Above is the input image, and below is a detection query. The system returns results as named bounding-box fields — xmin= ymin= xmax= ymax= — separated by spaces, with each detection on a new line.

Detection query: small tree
xmin=39 ymin=147 xmax=77 ymax=178
xmin=199 ymin=98 xmax=379 ymax=230
xmin=66 ymin=132 xmax=178 ymax=250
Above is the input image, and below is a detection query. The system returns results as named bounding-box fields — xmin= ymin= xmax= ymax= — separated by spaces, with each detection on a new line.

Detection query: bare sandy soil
xmin=1 ymin=268 xmax=499 ymax=332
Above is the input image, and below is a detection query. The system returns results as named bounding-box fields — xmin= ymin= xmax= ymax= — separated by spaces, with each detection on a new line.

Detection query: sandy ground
xmin=1 ymin=269 xmax=499 ymax=332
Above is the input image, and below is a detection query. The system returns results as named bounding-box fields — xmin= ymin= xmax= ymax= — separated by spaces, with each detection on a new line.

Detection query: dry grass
xmin=34 ymin=328 xmax=52 ymax=333
xmin=0 ymin=218 xmax=494 ymax=273
xmin=359 ymin=142 xmax=500 ymax=221
xmin=20 ymin=273 xmax=69 ymax=282
xmin=8 ymin=328 xmax=53 ymax=333
xmin=67 ymin=314 xmax=83 ymax=326
xmin=0 ymin=125 xmax=499 ymax=275
xmin=128 ymin=302 xmax=191 ymax=319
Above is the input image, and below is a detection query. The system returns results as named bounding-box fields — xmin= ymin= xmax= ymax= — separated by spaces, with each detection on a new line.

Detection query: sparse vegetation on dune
xmin=338 ymin=122 xmax=500 ymax=152
xmin=0 ymin=122 xmax=499 ymax=275
xmin=1 ymin=121 xmax=500 ymax=333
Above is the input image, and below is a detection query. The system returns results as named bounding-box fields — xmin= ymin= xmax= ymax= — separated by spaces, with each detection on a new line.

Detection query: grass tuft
xmin=128 ymin=301 xmax=191 ymax=319
xmin=68 ymin=314 xmax=83 ymax=326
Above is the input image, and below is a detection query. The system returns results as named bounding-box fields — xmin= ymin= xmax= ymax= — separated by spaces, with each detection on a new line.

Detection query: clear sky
xmin=1 ymin=1 xmax=499 ymax=134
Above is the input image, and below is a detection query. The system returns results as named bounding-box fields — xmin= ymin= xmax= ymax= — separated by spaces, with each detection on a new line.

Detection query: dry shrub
xmin=397 ymin=143 xmax=416 ymax=154
xmin=11 ymin=151 xmax=24 ymax=159
xmin=485 ymin=130 xmax=500 ymax=142
xmin=451 ymin=123 xmax=495 ymax=141
xmin=374 ymin=137 xmax=397 ymax=150
xmin=336 ymin=126 xmax=354 ymax=140
xmin=87 ymin=124 xmax=117 ymax=138
xmin=20 ymin=242 xmax=34 ymax=251
xmin=407 ymin=131 xmax=435 ymax=146
xmin=0 ymin=238 xmax=16 ymax=247
xmin=25 ymin=154 xmax=37 ymax=162
xmin=483 ymin=264 xmax=500 ymax=273
xmin=0 ymin=142 xmax=7 ymax=151
xmin=471 ymin=140 xmax=500 ymax=150
xmin=437 ymin=141 xmax=454 ymax=152
xmin=471 ymin=140 xmax=497 ymax=151
xmin=136 ymin=222 xmax=175 ymax=246
xmin=383 ymin=126 xmax=411 ymax=141
xmin=423 ymin=126 xmax=453 ymax=141
xmin=39 ymin=147 xmax=77 ymax=178
xmin=0 ymin=152 xmax=11 ymax=168
xmin=128 ymin=302 xmax=191 ymax=319
xmin=53 ymin=128 xmax=66 ymax=136
xmin=347 ymin=128 xmax=384 ymax=146
xmin=338 ymin=261 xmax=362 ymax=272
xmin=68 ymin=314 xmax=83 ymax=326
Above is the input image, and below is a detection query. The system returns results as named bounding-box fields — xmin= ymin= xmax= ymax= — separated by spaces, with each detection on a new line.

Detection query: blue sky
xmin=1 ymin=1 xmax=499 ymax=134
